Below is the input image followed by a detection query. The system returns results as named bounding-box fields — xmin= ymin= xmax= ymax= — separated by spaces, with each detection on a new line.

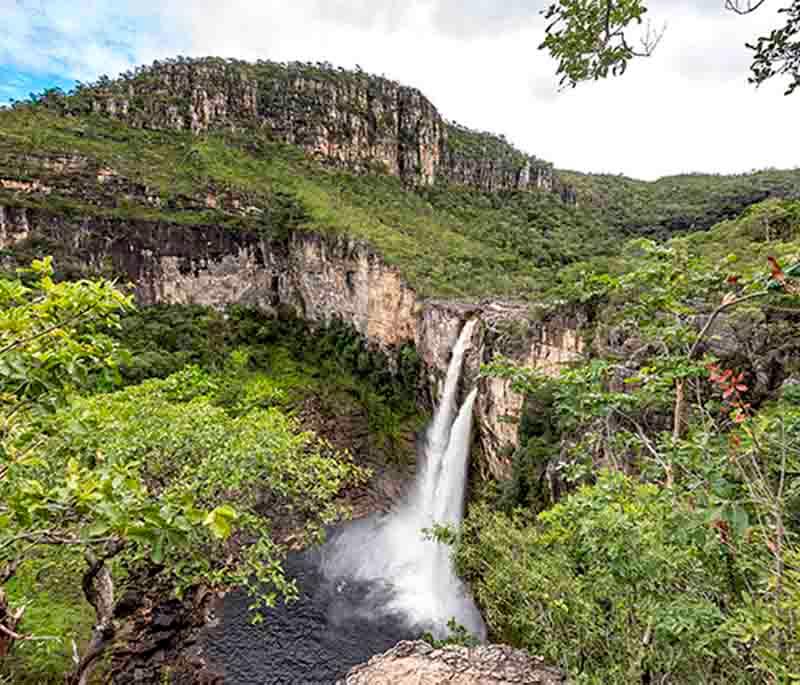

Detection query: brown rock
xmin=73 ymin=58 xmax=568 ymax=197
xmin=339 ymin=640 xmax=566 ymax=685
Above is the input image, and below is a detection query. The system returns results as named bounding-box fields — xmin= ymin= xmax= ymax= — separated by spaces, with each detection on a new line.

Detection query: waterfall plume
xmin=321 ymin=320 xmax=486 ymax=640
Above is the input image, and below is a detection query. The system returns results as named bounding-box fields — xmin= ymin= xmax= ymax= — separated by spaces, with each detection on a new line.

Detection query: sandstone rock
xmin=74 ymin=58 xmax=569 ymax=197
xmin=339 ymin=640 xmax=566 ymax=685
xmin=0 ymin=204 xmax=587 ymax=480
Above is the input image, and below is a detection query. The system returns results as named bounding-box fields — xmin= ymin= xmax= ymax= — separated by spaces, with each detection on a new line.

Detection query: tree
xmin=472 ymin=235 xmax=800 ymax=681
xmin=0 ymin=260 xmax=365 ymax=683
xmin=1 ymin=257 xmax=132 ymax=664
xmin=540 ymin=0 xmax=800 ymax=94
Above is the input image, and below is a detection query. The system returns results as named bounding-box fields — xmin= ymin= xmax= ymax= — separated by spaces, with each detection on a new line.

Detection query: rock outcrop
xmin=54 ymin=58 xmax=567 ymax=197
xmin=0 ymin=203 xmax=586 ymax=479
xmin=339 ymin=640 xmax=566 ymax=685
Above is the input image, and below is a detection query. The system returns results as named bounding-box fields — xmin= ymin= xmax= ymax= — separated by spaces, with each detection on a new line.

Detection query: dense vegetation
xmin=453 ymin=218 xmax=800 ymax=683
xmin=0 ymin=261 xmax=422 ymax=683
xmin=561 ymin=169 xmax=800 ymax=240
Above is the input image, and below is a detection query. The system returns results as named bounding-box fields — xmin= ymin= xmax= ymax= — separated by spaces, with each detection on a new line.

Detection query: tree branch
xmin=67 ymin=540 xmax=125 ymax=685
xmin=0 ymin=299 xmax=104 ymax=357
xmin=688 ymin=290 xmax=770 ymax=361
xmin=725 ymin=0 xmax=767 ymax=16
xmin=673 ymin=289 xmax=770 ymax=443
xmin=0 ymin=531 xmax=118 ymax=552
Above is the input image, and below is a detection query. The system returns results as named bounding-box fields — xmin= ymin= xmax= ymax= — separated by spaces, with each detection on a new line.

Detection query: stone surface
xmin=0 ymin=204 xmax=586 ymax=479
xmin=339 ymin=640 xmax=566 ymax=685
xmin=70 ymin=58 xmax=570 ymax=197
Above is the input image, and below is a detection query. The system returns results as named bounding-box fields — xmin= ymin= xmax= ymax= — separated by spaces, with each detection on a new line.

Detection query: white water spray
xmin=322 ymin=320 xmax=486 ymax=640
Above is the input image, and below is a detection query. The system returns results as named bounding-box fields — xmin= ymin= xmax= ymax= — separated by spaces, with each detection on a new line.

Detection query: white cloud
xmin=1 ymin=0 xmax=797 ymax=179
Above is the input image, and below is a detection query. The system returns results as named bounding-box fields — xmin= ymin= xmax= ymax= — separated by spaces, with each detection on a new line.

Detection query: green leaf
xmin=151 ymin=536 xmax=164 ymax=564
xmin=84 ymin=521 xmax=111 ymax=537
xmin=204 ymin=505 xmax=238 ymax=540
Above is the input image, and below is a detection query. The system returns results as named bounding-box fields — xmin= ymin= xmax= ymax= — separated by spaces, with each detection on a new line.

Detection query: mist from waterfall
xmin=321 ymin=319 xmax=486 ymax=640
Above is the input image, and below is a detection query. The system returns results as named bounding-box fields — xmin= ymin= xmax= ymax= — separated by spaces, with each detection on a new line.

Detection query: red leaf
xmin=723 ymin=387 xmax=735 ymax=398
xmin=736 ymin=384 xmax=748 ymax=392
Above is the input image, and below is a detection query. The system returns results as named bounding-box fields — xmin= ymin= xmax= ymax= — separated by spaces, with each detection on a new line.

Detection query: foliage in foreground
xmin=0 ymin=262 xmax=366 ymax=683
xmin=459 ymin=385 xmax=800 ymax=682
xmin=540 ymin=0 xmax=799 ymax=94
xmin=458 ymin=237 xmax=800 ymax=683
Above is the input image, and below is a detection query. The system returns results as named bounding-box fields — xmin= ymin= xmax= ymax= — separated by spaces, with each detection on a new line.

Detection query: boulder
xmin=339 ymin=640 xmax=566 ymax=685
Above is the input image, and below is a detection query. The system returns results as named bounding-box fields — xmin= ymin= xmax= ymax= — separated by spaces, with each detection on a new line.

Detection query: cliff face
xmin=0 ymin=203 xmax=585 ymax=479
xmin=65 ymin=58 xmax=564 ymax=196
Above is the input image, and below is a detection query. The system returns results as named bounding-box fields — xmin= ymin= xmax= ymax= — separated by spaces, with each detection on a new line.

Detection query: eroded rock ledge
xmin=0 ymin=204 xmax=586 ymax=479
xmin=338 ymin=640 xmax=566 ymax=685
xmin=52 ymin=58 xmax=566 ymax=197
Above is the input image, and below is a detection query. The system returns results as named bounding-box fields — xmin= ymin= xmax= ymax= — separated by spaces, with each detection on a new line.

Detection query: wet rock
xmin=339 ymin=640 xmax=567 ymax=685
xmin=109 ymin=588 xmax=222 ymax=684
xmin=114 ymin=590 xmax=143 ymax=619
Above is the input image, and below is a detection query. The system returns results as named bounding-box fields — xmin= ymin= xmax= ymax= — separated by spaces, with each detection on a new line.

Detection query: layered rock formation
xmin=339 ymin=640 xmax=566 ymax=685
xmin=54 ymin=58 xmax=566 ymax=196
xmin=0 ymin=203 xmax=586 ymax=479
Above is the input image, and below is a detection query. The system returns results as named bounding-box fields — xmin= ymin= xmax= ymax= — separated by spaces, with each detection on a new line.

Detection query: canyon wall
xmin=60 ymin=58 xmax=564 ymax=196
xmin=0 ymin=204 xmax=585 ymax=479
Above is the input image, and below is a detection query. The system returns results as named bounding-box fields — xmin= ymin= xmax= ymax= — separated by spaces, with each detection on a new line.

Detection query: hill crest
xmin=33 ymin=56 xmax=564 ymax=197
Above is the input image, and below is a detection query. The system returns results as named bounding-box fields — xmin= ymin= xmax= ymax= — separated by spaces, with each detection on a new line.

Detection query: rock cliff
xmin=0 ymin=203 xmax=585 ymax=479
xmin=50 ymin=58 xmax=568 ymax=197
xmin=339 ymin=640 xmax=566 ymax=685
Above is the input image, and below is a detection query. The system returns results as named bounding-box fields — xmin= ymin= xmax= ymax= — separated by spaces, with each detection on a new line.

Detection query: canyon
xmin=0 ymin=201 xmax=585 ymax=479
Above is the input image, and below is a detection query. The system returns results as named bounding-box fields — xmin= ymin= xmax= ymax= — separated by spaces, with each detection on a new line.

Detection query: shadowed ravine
xmin=207 ymin=321 xmax=485 ymax=683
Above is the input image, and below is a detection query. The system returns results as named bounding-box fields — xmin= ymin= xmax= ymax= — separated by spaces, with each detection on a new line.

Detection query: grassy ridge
xmin=1 ymin=104 xmax=799 ymax=301
xmin=561 ymin=168 xmax=800 ymax=239
xmin=0 ymin=108 xmax=570 ymax=298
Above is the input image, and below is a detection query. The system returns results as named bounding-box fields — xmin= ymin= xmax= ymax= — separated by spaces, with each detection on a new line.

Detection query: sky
xmin=1 ymin=0 xmax=798 ymax=180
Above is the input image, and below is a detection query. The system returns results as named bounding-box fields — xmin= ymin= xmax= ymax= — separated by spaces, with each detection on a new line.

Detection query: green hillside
xmin=561 ymin=168 xmax=800 ymax=239
xmin=0 ymin=107 xmax=593 ymax=299
xmin=1 ymin=68 xmax=798 ymax=302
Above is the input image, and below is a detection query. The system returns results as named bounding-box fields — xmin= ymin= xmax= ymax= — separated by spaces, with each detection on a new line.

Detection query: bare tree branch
xmin=67 ymin=540 xmax=125 ymax=685
xmin=725 ymin=0 xmax=768 ymax=16
xmin=673 ymin=289 xmax=770 ymax=441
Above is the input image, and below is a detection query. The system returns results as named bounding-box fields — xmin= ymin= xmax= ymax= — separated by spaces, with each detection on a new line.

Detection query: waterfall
xmin=321 ymin=320 xmax=486 ymax=640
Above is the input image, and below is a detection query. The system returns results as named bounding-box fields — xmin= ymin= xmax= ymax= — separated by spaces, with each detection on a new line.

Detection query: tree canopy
xmin=0 ymin=260 xmax=366 ymax=683
xmin=541 ymin=0 xmax=800 ymax=94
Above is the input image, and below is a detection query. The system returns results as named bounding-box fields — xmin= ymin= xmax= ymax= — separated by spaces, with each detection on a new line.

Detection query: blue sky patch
xmin=0 ymin=66 xmax=75 ymax=106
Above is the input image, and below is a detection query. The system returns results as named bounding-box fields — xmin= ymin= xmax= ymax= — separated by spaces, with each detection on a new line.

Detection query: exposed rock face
xmin=0 ymin=204 xmax=586 ymax=479
xmin=70 ymin=58 xmax=567 ymax=196
xmin=339 ymin=640 xmax=566 ymax=685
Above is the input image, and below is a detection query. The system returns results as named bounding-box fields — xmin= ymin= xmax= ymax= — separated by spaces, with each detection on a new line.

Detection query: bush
xmin=456 ymin=472 xmax=747 ymax=683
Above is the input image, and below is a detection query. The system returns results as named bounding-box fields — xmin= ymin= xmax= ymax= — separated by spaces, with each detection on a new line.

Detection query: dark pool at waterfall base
xmin=203 ymin=542 xmax=420 ymax=685
xmin=204 ymin=322 xmax=484 ymax=684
